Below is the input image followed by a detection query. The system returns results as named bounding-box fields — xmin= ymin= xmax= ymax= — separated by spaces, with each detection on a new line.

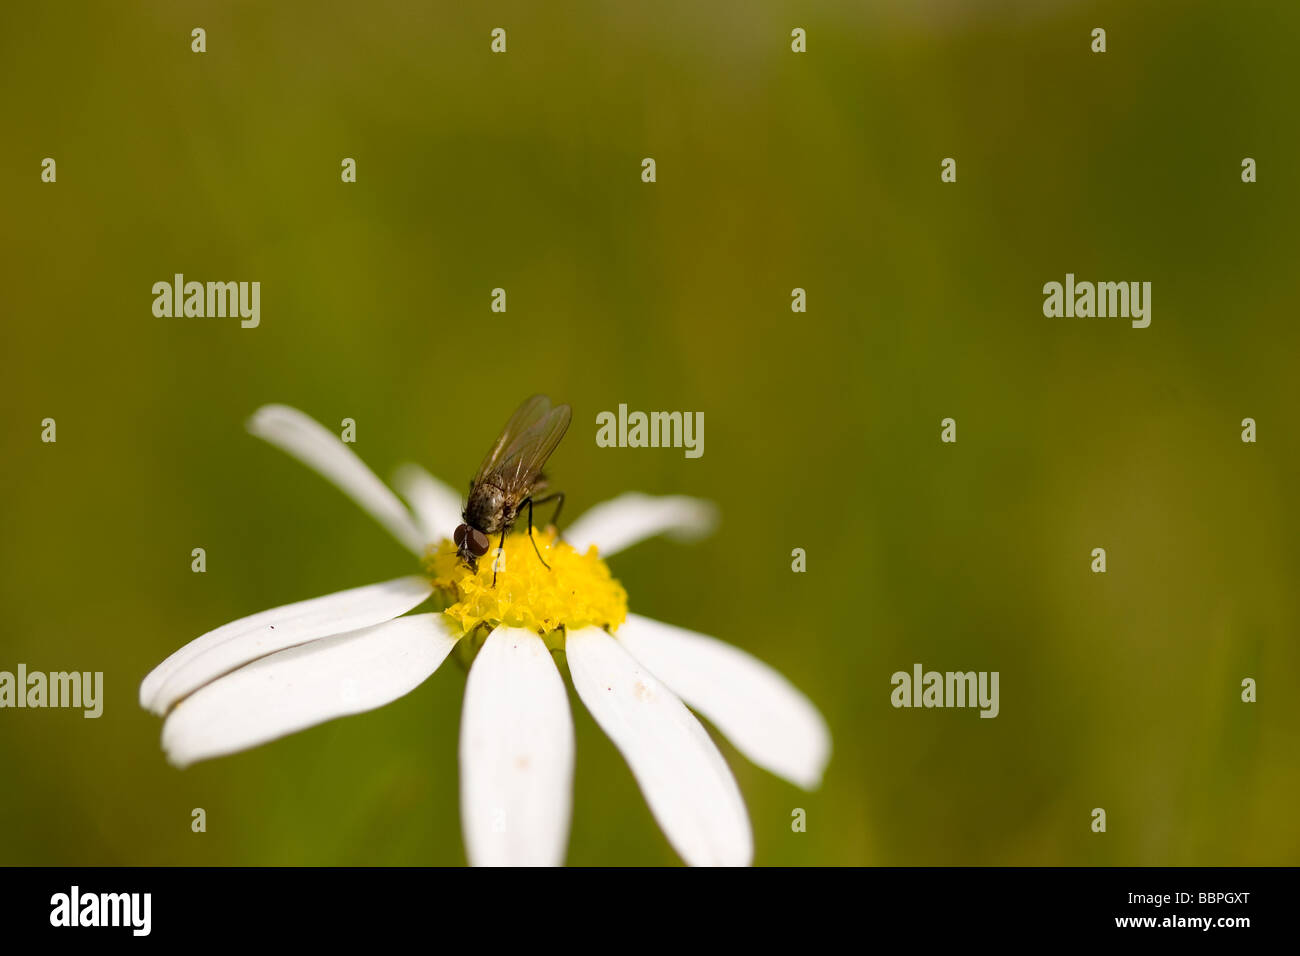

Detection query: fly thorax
xmin=465 ymin=484 xmax=506 ymax=532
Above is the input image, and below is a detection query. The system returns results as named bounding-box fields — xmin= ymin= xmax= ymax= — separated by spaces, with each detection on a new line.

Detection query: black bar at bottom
xmin=0 ymin=866 xmax=1288 ymax=941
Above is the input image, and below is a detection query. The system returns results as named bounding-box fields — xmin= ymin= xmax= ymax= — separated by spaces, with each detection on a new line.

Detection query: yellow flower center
xmin=424 ymin=528 xmax=628 ymax=638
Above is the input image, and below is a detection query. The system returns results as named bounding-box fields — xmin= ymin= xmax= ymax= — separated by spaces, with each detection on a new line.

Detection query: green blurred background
xmin=2 ymin=0 xmax=1297 ymax=866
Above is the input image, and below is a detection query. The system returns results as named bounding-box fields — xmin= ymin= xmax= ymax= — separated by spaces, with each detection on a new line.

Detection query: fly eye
xmin=454 ymin=524 xmax=469 ymax=548
xmin=468 ymin=529 xmax=491 ymax=556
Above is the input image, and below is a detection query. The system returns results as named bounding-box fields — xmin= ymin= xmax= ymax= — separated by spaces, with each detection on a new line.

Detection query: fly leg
xmin=519 ymin=497 xmax=550 ymax=571
xmin=491 ymin=527 xmax=507 ymax=587
xmin=520 ymin=492 xmax=564 ymax=570
xmin=532 ymin=492 xmax=565 ymax=534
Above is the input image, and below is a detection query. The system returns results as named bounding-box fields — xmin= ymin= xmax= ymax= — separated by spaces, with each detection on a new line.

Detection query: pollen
xmin=425 ymin=528 xmax=628 ymax=637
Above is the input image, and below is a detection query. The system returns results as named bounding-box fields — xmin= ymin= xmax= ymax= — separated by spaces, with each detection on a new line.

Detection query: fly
xmin=454 ymin=394 xmax=572 ymax=586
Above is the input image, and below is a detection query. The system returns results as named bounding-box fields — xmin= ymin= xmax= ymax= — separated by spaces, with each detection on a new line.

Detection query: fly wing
xmin=473 ymin=395 xmax=553 ymax=486
xmin=491 ymin=402 xmax=572 ymax=495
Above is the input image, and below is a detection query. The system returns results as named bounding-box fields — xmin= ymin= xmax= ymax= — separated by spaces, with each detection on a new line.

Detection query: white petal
xmin=161 ymin=613 xmax=459 ymax=768
xmin=617 ymin=614 xmax=831 ymax=790
xmin=393 ymin=463 xmax=464 ymax=544
xmin=460 ymin=627 xmax=574 ymax=867
xmin=563 ymin=493 xmax=718 ymax=559
xmin=248 ymin=404 xmax=426 ymax=554
xmin=140 ymin=576 xmax=433 ymax=715
xmin=566 ymin=626 xmax=752 ymax=866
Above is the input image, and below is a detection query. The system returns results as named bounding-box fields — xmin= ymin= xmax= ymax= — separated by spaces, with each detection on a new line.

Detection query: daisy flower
xmin=140 ymin=404 xmax=831 ymax=866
